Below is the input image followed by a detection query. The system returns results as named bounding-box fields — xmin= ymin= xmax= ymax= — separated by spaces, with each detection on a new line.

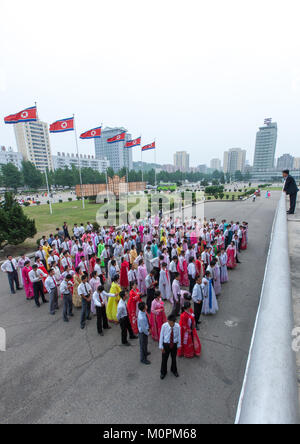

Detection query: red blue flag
xmin=4 ymin=106 xmax=37 ymax=124
xmin=125 ymin=137 xmax=141 ymax=148
xmin=142 ymin=141 xmax=155 ymax=151
xmin=80 ymin=127 xmax=102 ymax=139
xmin=107 ymin=132 xmax=126 ymax=143
xmin=49 ymin=117 xmax=74 ymax=133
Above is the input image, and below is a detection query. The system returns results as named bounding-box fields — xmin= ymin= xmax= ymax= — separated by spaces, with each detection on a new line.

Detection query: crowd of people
xmin=1 ymin=215 xmax=248 ymax=379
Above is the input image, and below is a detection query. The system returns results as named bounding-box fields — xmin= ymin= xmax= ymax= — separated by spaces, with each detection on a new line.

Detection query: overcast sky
xmin=1 ymin=0 xmax=300 ymax=166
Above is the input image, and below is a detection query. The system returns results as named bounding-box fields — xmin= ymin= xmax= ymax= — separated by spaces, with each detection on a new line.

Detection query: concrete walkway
xmin=287 ymin=194 xmax=300 ymax=408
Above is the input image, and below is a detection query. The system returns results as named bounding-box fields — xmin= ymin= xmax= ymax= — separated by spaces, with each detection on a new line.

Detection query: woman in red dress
xmin=35 ymin=257 xmax=49 ymax=294
xmin=127 ymin=281 xmax=142 ymax=335
xmin=120 ymin=257 xmax=129 ymax=289
xmin=178 ymin=302 xmax=201 ymax=358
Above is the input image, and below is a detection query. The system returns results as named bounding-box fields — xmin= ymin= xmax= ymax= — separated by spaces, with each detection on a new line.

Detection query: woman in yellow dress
xmin=72 ymin=267 xmax=82 ymax=309
xmin=43 ymin=241 xmax=52 ymax=270
xmin=130 ymin=246 xmax=138 ymax=269
xmin=106 ymin=275 xmax=121 ymax=323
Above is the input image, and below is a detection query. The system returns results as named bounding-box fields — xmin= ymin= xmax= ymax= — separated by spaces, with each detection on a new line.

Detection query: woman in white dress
xmin=202 ymin=271 xmax=219 ymax=315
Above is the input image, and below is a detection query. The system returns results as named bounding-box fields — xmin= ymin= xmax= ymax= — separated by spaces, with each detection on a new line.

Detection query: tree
xmin=21 ymin=161 xmax=44 ymax=189
xmin=1 ymin=163 xmax=23 ymax=190
xmin=0 ymin=193 xmax=36 ymax=248
xmin=234 ymin=170 xmax=244 ymax=182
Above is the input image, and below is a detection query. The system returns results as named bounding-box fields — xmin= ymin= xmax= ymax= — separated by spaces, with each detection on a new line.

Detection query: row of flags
xmin=4 ymin=105 xmax=156 ymax=152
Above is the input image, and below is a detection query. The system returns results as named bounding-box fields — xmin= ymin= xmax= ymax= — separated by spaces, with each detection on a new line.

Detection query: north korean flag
xmin=4 ymin=106 xmax=37 ymax=124
xmin=142 ymin=141 xmax=156 ymax=151
xmin=80 ymin=127 xmax=102 ymax=139
xmin=49 ymin=117 xmax=74 ymax=133
xmin=125 ymin=137 xmax=141 ymax=148
xmin=107 ymin=132 xmax=126 ymax=143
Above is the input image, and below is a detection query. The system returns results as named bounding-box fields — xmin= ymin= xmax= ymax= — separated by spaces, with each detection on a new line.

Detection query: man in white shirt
xmin=159 ymin=314 xmax=181 ymax=379
xmin=117 ymin=291 xmax=138 ymax=345
xmin=29 ymin=264 xmax=48 ymax=307
xmin=73 ymin=224 xmax=80 ymax=239
xmin=48 ymin=251 xmax=60 ymax=269
xmin=187 ymin=257 xmax=197 ymax=294
xmin=192 ymin=276 xmax=204 ymax=329
xmin=1 ymin=255 xmax=21 ymax=294
xmin=60 ymin=274 xmax=74 ymax=322
xmin=169 ymin=256 xmax=178 ymax=285
xmin=92 ymin=285 xmax=112 ymax=336
xmin=77 ymin=275 xmax=92 ymax=329
xmin=171 ymin=272 xmax=181 ymax=317
xmin=45 ymin=269 xmax=59 ymax=315
xmin=35 ymin=246 xmax=47 ymax=268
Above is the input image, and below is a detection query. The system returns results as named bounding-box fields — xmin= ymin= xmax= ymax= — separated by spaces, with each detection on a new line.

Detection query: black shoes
xmin=123 ymin=342 xmax=131 ymax=346
xmin=141 ymin=360 xmax=151 ymax=365
xmin=160 ymin=374 xmax=166 ymax=380
xmin=172 ymin=372 xmax=179 ymax=377
xmin=130 ymin=335 xmax=138 ymax=340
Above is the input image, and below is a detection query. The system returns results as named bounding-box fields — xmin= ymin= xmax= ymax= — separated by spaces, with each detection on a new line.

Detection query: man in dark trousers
xmin=283 ymin=170 xmax=299 ymax=215
xmin=116 ymin=291 xmax=138 ymax=346
xmin=159 ymin=314 xmax=181 ymax=379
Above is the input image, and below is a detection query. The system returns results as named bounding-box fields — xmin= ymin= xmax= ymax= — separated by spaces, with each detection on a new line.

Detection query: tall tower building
xmin=210 ymin=158 xmax=222 ymax=171
xmin=277 ymin=154 xmax=294 ymax=171
xmin=174 ymin=151 xmax=190 ymax=172
xmin=253 ymin=120 xmax=277 ymax=171
xmin=14 ymin=120 xmax=53 ymax=171
xmin=223 ymin=148 xmax=246 ymax=174
xmin=94 ymin=127 xmax=132 ymax=172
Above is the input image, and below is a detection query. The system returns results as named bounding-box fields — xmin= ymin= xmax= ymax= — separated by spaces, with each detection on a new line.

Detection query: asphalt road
xmin=0 ymin=193 xmax=280 ymax=424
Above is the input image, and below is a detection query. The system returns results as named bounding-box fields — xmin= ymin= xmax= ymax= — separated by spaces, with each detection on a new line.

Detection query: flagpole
xmin=44 ymin=169 xmax=53 ymax=215
xmin=73 ymin=114 xmax=85 ymax=209
xmin=154 ymin=139 xmax=157 ymax=189
xmin=105 ymin=168 xmax=109 ymax=203
xmin=141 ymin=145 xmax=144 ymax=183
xmin=35 ymin=100 xmax=52 ymax=215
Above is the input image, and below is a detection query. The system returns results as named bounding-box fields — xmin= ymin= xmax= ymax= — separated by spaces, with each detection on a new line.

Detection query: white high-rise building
xmin=14 ymin=120 xmax=53 ymax=171
xmin=223 ymin=148 xmax=246 ymax=174
xmin=94 ymin=127 xmax=132 ymax=172
xmin=253 ymin=120 xmax=277 ymax=171
xmin=0 ymin=146 xmax=23 ymax=170
xmin=210 ymin=158 xmax=222 ymax=171
xmin=174 ymin=151 xmax=190 ymax=172
xmin=52 ymin=152 xmax=109 ymax=173
xmin=293 ymin=157 xmax=300 ymax=169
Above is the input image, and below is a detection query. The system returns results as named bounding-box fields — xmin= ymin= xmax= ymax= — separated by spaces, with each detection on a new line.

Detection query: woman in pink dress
xmin=22 ymin=260 xmax=34 ymax=300
xmin=150 ymin=291 xmax=167 ymax=341
xmin=137 ymin=259 xmax=147 ymax=296
xmin=226 ymin=242 xmax=237 ymax=269
xmin=240 ymin=228 xmax=247 ymax=250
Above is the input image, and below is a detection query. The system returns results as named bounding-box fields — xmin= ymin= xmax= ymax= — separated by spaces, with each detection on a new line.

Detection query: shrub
xmin=226 ymin=194 xmax=229 ymax=200
xmin=23 ymin=201 xmax=30 ymax=207
xmin=232 ymin=195 xmax=235 ymax=200
xmin=219 ymin=193 xmax=224 ymax=200
xmin=207 ymin=196 xmax=211 ymax=200
xmin=36 ymin=201 xmax=41 ymax=205
xmin=59 ymin=199 xmax=63 ymax=203
xmin=68 ymin=198 xmax=72 ymax=202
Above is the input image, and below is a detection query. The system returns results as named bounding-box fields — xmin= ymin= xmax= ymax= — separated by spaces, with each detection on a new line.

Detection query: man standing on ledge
xmin=282 ymin=170 xmax=299 ymax=215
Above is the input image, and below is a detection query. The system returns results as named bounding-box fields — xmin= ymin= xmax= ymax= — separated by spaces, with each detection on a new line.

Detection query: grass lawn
xmin=205 ymin=191 xmax=249 ymax=200
xmin=22 ymin=200 xmax=104 ymax=249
